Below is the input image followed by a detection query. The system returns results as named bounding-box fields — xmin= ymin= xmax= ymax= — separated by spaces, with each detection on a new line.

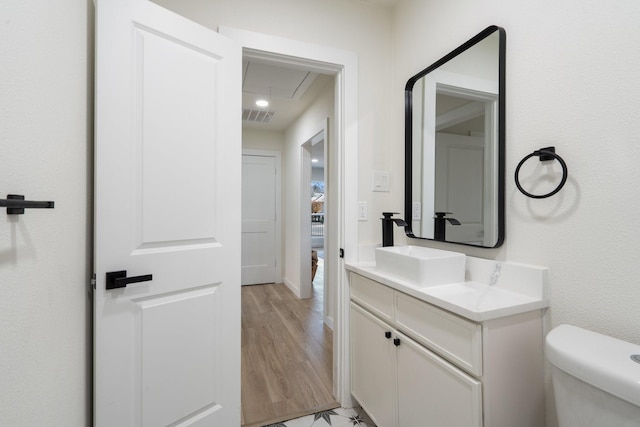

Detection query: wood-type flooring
xmin=241 ymin=278 xmax=337 ymax=427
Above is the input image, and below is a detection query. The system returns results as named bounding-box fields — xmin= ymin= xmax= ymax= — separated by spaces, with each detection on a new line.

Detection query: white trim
xmin=242 ymin=149 xmax=283 ymax=283
xmin=283 ymin=276 xmax=301 ymax=298
xmin=319 ymin=117 xmax=330 ymax=329
xmin=220 ymin=26 xmax=358 ymax=408
xmin=300 ymin=138 xmax=313 ymax=299
xmin=300 ymin=125 xmax=327 ymax=300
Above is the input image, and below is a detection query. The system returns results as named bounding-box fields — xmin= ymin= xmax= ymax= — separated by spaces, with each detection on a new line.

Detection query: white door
xmin=94 ymin=0 xmax=241 ymax=426
xmin=241 ymin=154 xmax=276 ymax=285
xmin=435 ymin=132 xmax=485 ymax=245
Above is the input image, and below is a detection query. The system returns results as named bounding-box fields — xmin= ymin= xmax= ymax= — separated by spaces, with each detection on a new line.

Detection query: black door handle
xmin=106 ymin=270 xmax=153 ymax=290
xmin=384 ymin=331 xmax=392 ymax=339
xmin=393 ymin=338 xmax=401 ymax=347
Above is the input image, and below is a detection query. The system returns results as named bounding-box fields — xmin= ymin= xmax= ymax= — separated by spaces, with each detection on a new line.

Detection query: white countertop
xmin=346 ymin=261 xmax=549 ymax=322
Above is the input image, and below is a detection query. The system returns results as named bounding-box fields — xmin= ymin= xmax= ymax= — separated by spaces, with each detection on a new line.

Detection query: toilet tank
xmin=546 ymin=324 xmax=640 ymax=427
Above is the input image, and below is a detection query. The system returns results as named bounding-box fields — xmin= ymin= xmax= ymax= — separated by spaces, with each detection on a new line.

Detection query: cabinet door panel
xmin=396 ymin=331 xmax=482 ymax=427
xmin=350 ymin=303 xmax=396 ymax=427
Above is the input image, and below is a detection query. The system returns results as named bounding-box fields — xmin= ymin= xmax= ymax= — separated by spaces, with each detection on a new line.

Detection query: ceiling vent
xmin=242 ymin=108 xmax=276 ymax=123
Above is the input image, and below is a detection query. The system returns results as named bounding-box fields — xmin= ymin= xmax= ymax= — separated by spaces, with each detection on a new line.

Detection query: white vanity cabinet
xmin=349 ymin=272 xmax=545 ymax=427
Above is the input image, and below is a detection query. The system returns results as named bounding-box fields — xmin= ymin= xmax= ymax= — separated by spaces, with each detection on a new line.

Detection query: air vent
xmin=243 ymin=109 xmax=276 ymax=123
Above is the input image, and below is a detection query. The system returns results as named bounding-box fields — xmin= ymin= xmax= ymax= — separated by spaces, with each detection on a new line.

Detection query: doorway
xmin=241 ymin=83 xmax=336 ymax=426
xmin=221 ymin=26 xmax=359 ymax=420
xmin=302 ymin=128 xmax=329 ymax=322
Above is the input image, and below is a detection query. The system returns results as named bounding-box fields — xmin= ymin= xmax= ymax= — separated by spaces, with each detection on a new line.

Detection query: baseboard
xmin=324 ymin=315 xmax=334 ymax=331
xmin=283 ymin=277 xmax=301 ymax=298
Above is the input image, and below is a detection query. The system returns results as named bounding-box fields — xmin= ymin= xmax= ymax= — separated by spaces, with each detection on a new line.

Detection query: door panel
xmin=137 ymin=286 xmax=219 ymax=426
xmin=137 ymin=25 xmax=218 ymax=246
xmin=94 ymin=1 xmax=241 ymax=426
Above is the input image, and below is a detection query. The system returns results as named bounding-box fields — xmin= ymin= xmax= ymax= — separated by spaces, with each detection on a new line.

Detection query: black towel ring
xmin=515 ymin=147 xmax=568 ymax=199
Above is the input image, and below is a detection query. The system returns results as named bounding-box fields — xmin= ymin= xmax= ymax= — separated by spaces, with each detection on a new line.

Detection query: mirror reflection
xmin=405 ymin=26 xmax=505 ymax=247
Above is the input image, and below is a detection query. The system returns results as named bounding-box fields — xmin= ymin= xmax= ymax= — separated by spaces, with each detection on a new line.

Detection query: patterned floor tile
xmin=263 ymin=406 xmax=375 ymax=427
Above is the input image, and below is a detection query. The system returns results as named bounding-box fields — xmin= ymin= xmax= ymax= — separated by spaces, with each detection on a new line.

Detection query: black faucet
xmin=434 ymin=212 xmax=461 ymax=242
xmin=381 ymin=212 xmax=408 ymax=247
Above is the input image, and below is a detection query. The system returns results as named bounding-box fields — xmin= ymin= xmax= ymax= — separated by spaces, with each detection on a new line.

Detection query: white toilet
xmin=546 ymin=324 xmax=640 ymax=427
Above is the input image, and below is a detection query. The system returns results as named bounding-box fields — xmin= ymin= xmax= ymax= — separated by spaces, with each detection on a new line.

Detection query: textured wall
xmin=391 ymin=1 xmax=640 ymax=425
xmin=0 ymin=1 xmax=92 ymax=425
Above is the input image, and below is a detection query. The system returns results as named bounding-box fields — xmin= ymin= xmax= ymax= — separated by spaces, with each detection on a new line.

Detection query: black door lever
xmin=106 ymin=270 xmax=153 ymax=290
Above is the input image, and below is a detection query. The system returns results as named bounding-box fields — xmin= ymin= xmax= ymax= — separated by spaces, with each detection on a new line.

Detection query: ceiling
xmin=242 ymin=58 xmax=334 ymax=133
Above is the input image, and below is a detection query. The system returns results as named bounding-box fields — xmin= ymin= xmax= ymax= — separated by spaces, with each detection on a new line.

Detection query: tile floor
xmin=263 ymin=407 xmax=376 ymax=427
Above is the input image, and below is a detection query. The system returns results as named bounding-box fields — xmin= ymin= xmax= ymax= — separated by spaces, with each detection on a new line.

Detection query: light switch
xmin=372 ymin=171 xmax=390 ymax=192
xmin=358 ymin=201 xmax=368 ymax=221
xmin=412 ymin=202 xmax=421 ymax=220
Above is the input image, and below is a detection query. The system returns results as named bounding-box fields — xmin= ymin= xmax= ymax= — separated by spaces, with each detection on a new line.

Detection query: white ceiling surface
xmin=242 ymin=59 xmax=334 ymax=132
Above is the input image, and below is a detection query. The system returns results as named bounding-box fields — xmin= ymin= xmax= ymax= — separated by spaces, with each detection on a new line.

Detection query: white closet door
xmin=241 ymin=154 xmax=276 ymax=285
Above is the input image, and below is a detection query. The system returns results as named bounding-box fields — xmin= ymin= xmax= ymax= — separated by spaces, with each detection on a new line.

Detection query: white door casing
xmin=218 ymin=26 xmax=358 ymax=407
xmin=241 ymin=153 xmax=278 ymax=285
xmin=300 ymin=139 xmax=313 ymax=299
xmin=94 ymin=0 xmax=241 ymax=425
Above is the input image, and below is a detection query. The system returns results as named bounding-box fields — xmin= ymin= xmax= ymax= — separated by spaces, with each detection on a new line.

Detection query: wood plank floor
xmin=241 ymin=279 xmax=337 ymax=427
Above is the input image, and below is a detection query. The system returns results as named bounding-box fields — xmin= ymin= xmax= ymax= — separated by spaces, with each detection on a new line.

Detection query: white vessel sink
xmin=375 ymin=245 xmax=465 ymax=287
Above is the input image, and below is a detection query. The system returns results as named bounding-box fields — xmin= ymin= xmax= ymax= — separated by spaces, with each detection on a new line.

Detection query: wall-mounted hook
xmin=0 ymin=194 xmax=55 ymax=215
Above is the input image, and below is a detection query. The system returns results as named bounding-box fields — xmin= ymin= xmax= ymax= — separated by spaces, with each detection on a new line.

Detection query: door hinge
xmin=339 ymin=248 xmax=344 ymax=258
xmin=90 ymin=274 xmax=96 ymax=290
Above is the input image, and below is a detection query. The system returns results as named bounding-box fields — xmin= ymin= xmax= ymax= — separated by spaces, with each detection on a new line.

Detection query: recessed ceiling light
xmin=312 ymin=158 xmax=318 ymax=163
xmin=256 ymin=99 xmax=269 ymax=108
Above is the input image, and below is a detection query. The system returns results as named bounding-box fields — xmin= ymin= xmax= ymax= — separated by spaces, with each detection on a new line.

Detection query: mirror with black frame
xmin=404 ymin=26 xmax=505 ymax=248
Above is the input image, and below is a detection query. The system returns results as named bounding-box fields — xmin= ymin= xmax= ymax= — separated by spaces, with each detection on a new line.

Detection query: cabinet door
xmin=350 ymin=303 xmax=396 ymax=427
xmin=396 ymin=331 xmax=482 ymax=427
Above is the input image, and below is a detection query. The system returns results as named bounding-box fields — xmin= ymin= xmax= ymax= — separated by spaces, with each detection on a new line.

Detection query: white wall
xmin=283 ymin=82 xmax=334 ymax=297
xmin=391 ymin=1 xmax=640 ymax=425
xmin=243 ymin=127 xmax=286 ymax=153
xmin=0 ymin=1 xmax=91 ymax=425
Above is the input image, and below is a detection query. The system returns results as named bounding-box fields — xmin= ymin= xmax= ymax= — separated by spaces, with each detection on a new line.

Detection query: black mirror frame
xmin=404 ymin=25 xmax=506 ymax=248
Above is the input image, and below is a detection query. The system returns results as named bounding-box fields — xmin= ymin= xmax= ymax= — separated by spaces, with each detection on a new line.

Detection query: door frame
xmin=219 ymin=26 xmax=358 ymax=407
xmin=300 ymin=137 xmax=313 ymax=299
xmin=242 ymin=149 xmax=283 ymax=283
xmin=300 ymin=124 xmax=327 ymax=302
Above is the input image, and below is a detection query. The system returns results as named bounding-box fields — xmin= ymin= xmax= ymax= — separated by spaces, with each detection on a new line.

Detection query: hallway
xmin=241 ymin=275 xmax=337 ymax=427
